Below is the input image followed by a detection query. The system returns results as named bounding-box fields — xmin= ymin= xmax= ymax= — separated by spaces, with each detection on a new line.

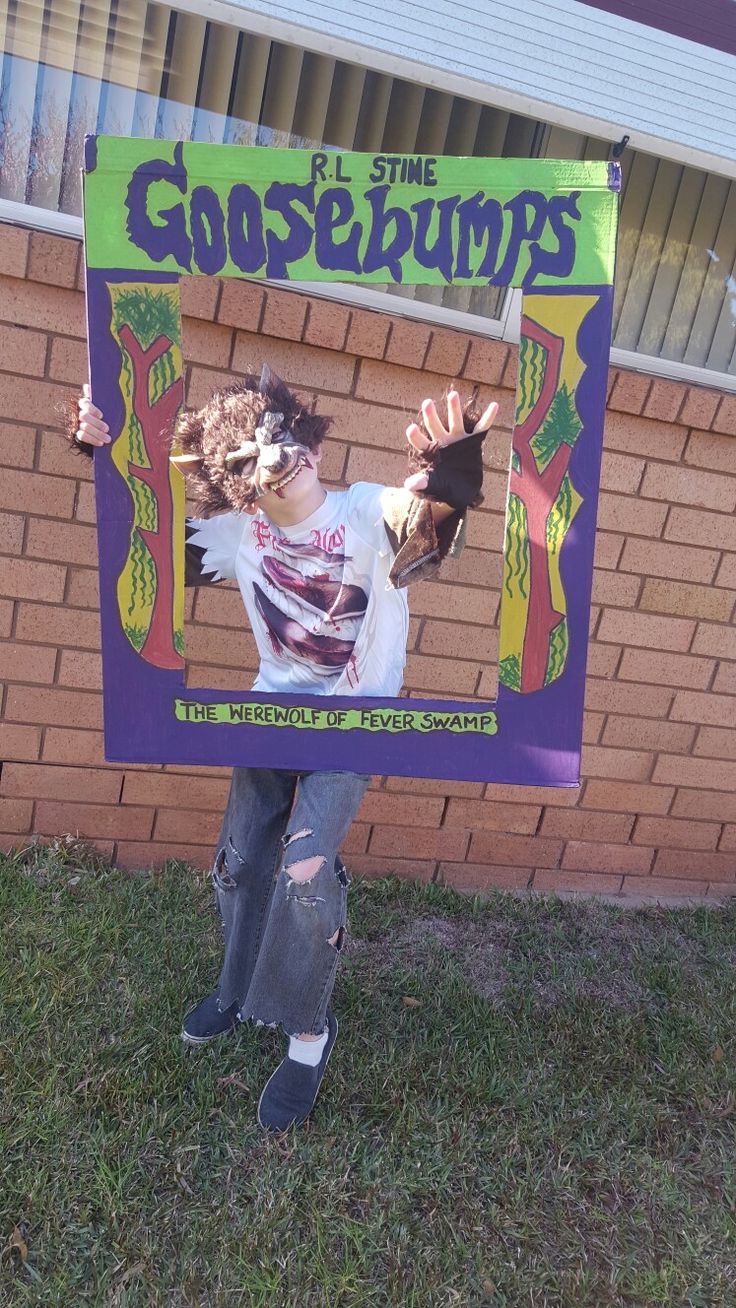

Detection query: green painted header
xmin=83 ymin=136 xmax=619 ymax=288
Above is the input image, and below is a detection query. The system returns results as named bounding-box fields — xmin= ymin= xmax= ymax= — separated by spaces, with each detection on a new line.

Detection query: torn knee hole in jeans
xmin=212 ymin=837 xmax=247 ymax=892
xmin=327 ymin=926 xmax=345 ymax=951
xmin=285 ymin=854 xmax=328 ymax=905
xmin=284 ymin=854 xmax=325 ymax=885
xmin=335 ymin=860 xmax=349 ymax=888
xmin=282 ymin=827 xmax=313 ymax=849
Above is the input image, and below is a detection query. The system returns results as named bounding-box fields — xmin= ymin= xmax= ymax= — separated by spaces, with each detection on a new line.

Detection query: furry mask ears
xmin=170 ymin=451 xmax=204 ymax=469
xmin=258 ymin=362 xmax=289 ymax=396
xmin=169 ymin=363 xmax=284 ymax=468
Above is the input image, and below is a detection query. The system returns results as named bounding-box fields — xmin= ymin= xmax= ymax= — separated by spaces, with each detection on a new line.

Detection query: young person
xmin=71 ymin=367 xmax=497 ymax=1130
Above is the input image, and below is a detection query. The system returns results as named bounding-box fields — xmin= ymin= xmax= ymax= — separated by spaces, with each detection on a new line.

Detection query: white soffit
xmin=174 ymin=0 xmax=736 ymax=178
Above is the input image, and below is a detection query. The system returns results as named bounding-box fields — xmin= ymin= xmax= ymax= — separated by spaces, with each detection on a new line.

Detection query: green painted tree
xmin=113 ymin=287 xmax=183 ymax=671
xmin=531 ymin=383 xmax=582 ymax=472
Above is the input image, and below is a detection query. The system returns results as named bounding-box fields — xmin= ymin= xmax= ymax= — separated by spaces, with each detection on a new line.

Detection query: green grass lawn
xmin=1 ymin=840 xmax=734 ymax=1307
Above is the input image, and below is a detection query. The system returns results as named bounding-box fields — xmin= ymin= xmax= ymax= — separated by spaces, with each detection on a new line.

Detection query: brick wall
xmin=1 ymin=222 xmax=735 ymax=900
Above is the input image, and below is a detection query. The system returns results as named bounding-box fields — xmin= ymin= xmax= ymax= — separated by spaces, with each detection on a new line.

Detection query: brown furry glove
xmin=407 ymin=430 xmax=486 ymax=510
xmin=404 ymin=392 xmax=498 ymax=511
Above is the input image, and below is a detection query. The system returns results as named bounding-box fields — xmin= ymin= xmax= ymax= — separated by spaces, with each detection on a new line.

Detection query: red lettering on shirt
xmin=311 ymin=525 xmax=345 ymax=553
xmin=253 ymin=519 xmax=346 ymax=556
xmin=252 ymin=519 xmax=273 ymax=552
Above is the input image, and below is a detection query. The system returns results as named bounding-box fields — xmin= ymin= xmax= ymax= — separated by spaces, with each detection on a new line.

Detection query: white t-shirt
xmin=186 ymin=483 xmax=409 ymax=697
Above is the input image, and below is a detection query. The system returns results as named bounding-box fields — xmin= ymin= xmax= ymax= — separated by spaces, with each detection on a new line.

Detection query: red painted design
xmin=510 ymin=318 xmax=574 ymax=695
xmin=120 ymin=323 xmax=183 ymax=671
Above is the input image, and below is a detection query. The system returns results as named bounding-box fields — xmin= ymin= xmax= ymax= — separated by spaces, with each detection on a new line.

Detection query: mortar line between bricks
xmin=17 ymin=510 xmax=29 ymax=553
xmin=41 ymin=332 xmax=53 ymax=383
xmin=597 ymin=708 xmax=609 ymax=748
xmin=344 ymin=307 xmax=356 ymax=353
xmin=28 ymin=424 xmax=41 ymax=472
xmin=663 ymin=780 xmax=679 ymax=817
xmin=629 ymin=814 xmax=644 ymax=845
xmin=703 ymin=657 xmax=721 ymax=694
xmin=253 ymin=285 xmax=267 ymax=335
xmin=51 ymin=647 xmax=63 ymax=686
xmin=337 ymin=315 xmax=350 ymax=355
xmin=642 ymin=378 xmax=656 ymax=414
xmin=211 ymin=279 xmax=224 ymax=328
xmin=379 ymin=321 xmax=394 ymax=363
xmin=301 ymin=300 xmax=312 ymax=344
xmin=224 ymin=324 xmax=236 ymax=370
xmin=685 ymin=617 xmax=701 ymax=654
xmin=459 ymin=339 xmax=472 ymax=377
xmin=672 ymin=386 xmax=689 ymax=426
xmin=609 ymin=644 xmax=625 ymax=679
xmin=348 ymin=355 xmax=360 ymax=399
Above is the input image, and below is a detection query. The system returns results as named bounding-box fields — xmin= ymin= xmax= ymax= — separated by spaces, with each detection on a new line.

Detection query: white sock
xmin=288 ymin=1026 xmax=328 ymax=1066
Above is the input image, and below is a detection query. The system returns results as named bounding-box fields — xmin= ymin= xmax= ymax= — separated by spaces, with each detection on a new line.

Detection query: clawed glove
xmin=407 ymin=431 xmax=486 ymax=510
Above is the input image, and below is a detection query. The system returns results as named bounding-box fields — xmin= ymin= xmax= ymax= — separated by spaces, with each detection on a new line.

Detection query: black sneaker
xmin=257 ymin=1011 xmax=338 ymax=1131
xmin=181 ymin=991 xmax=240 ymax=1045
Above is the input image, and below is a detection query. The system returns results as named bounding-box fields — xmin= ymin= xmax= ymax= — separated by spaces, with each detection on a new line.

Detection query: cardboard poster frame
xmin=82 ymin=136 xmax=619 ymax=784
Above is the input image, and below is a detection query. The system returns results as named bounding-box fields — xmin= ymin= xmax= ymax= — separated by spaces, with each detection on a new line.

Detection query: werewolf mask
xmin=169 ymin=366 xmax=332 ymax=517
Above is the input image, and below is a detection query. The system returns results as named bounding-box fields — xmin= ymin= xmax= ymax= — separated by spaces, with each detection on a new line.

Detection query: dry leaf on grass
xmin=217 ymin=1074 xmax=250 ymax=1093
xmin=5 ymin=1226 xmax=28 ymax=1262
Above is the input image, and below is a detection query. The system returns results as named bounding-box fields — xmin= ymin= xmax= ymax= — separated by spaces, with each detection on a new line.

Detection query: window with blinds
xmin=532 ymin=126 xmax=736 ymax=378
xmin=0 ymin=0 xmax=543 ymax=324
xmin=1 ymin=0 xmax=734 ymax=377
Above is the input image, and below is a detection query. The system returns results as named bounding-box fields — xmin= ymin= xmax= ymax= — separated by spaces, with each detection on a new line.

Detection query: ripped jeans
xmin=211 ymin=767 xmax=371 ymax=1036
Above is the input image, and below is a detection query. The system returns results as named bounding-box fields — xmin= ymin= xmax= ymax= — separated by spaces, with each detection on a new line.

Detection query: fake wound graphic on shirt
xmin=251 ymin=529 xmax=366 ymax=689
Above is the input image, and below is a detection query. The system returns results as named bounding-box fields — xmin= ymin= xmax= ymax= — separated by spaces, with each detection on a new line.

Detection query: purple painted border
xmin=87 ymin=262 xmax=613 ymax=786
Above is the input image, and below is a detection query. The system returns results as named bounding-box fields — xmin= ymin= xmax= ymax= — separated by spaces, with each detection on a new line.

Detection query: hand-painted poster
xmin=82 ymin=137 xmax=620 ymax=785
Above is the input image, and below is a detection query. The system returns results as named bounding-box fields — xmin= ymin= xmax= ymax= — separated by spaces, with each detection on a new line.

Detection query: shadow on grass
xmin=1 ymin=842 xmax=734 ymax=1307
